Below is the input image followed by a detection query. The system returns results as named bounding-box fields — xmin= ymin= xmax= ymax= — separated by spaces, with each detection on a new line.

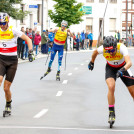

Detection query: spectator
xmin=33 ymin=31 xmax=41 ymax=55
xmin=23 ymin=28 xmax=29 ymax=59
xmin=41 ymin=30 xmax=49 ymax=54
xmin=81 ymin=30 xmax=85 ymax=49
xmin=117 ymin=31 xmax=120 ymax=42
xmin=88 ymin=31 xmax=93 ymax=50
xmin=17 ymin=27 xmax=25 ymax=59
xmin=76 ymin=32 xmax=81 ymax=51
xmin=85 ymin=31 xmax=89 ymax=49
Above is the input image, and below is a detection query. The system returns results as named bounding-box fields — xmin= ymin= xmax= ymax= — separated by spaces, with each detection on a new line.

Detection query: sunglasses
xmin=62 ymin=25 xmax=67 ymax=27
xmin=107 ymin=48 xmax=116 ymax=53
xmin=0 ymin=22 xmax=7 ymax=25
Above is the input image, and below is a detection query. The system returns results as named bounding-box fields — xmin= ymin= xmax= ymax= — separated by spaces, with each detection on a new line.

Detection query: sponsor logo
xmin=0 ymin=34 xmax=10 ymax=36
xmin=105 ymin=55 xmax=121 ymax=58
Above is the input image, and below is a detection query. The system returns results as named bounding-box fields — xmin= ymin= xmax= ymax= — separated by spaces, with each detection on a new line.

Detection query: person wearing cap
xmin=88 ymin=36 xmax=134 ymax=127
xmin=43 ymin=20 xmax=73 ymax=80
xmin=0 ymin=12 xmax=33 ymax=116
xmin=41 ymin=30 xmax=49 ymax=54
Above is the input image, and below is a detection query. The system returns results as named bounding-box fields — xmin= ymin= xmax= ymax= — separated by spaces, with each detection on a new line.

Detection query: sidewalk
xmin=18 ymin=46 xmax=134 ymax=64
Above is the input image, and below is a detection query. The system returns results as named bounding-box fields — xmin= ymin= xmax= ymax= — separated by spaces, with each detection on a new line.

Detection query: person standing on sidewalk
xmin=0 ymin=12 xmax=33 ymax=116
xmin=88 ymin=31 xmax=93 ymax=50
xmin=33 ymin=31 xmax=41 ymax=56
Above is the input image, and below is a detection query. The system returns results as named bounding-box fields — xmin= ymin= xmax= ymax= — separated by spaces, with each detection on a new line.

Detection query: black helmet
xmin=103 ymin=36 xmax=117 ymax=50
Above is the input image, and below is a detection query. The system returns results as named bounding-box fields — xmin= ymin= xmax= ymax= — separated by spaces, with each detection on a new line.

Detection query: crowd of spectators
xmin=17 ymin=27 xmax=94 ymax=61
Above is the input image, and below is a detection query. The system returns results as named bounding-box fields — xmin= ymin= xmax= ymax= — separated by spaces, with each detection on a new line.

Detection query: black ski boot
xmin=3 ymin=101 xmax=12 ymax=117
xmin=40 ymin=67 xmax=51 ymax=80
xmin=108 ymin=111 xmax=115 ymax=128
xmin=56 ymin=71 xmax=60 ymax=81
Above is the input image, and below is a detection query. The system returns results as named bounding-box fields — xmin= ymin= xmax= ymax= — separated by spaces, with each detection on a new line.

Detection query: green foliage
xmin=0 ymin=0 xmax=29 ymax=20
xmin=48 ymin=0 xmax=84 ymax=27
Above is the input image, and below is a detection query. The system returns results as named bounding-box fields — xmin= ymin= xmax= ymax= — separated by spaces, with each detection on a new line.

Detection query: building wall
xmin=9 ymin=0 xmax=122 ymax=46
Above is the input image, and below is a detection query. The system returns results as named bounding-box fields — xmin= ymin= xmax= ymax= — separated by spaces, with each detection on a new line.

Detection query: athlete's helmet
xmin=103 ymin=36 xmax=117 ymax=50
xmin=61 ymin=20 xmax=68 ymax=26
xmin=0 ymin=12 xmax=9 ymax=23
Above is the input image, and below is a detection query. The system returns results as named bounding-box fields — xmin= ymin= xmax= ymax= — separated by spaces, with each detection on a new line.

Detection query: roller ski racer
xmin=0 ymin=12 xmax=33 ymax=117
xmin=41 ymin=20 xmax=73 ymax=80
xmin=88 ymin=36 xmax=134 ymax=128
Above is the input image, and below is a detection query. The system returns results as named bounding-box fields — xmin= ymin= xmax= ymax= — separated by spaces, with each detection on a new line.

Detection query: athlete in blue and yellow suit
xmin=45 ymin=20 xmax=72 ymax=80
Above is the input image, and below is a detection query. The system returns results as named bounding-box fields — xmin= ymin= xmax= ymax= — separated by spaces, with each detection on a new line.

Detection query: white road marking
xmin=81 ymin=64 xmax=84 ymax=66
xmin=33 ymin=109 xmax=48 ymax=118
xmin=68 ymin=73 xmax=72 ymax=76
xmin=74 ymin=67 xmax=78 ymax=70
xmin=0 ymin=126 xmax=134 ymax=132
xmin=56 ymin=91 xmax=63 ymax=96
xmin=86 ymin=60 xmax=89 ymax=62
xmin=62 ymin=80 xmax=68 ymax=84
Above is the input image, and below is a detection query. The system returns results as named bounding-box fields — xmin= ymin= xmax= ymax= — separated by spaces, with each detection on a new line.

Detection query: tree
xmin=0 ymin=0 xmax=29 ymax=20
xmin=48 ymin=0 xmax=84 ymax=27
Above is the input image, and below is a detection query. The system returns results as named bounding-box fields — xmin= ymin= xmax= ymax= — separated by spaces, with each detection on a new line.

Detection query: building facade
xmin=9 ymin=0 xmax=122 ymax=47
xmin=122 ymin=0 xmax=134 ymax=39
xmin=70 ymin=0 xmax=122 ymax=46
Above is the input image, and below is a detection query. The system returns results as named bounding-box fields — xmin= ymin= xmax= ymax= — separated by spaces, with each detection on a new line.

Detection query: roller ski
xmin=108 ymin=111 xmax=115 ymax=128
xmin=3 ymin=102 xmax=12 ymax=117
xmin=40 ymin=67 xmax=51 ymax=80
xmin=56 ymin=71 xmax=60 ymax=81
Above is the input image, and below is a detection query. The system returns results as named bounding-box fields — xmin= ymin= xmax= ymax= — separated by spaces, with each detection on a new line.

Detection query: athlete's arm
xmin=123 ymin=55 xmax=132 ymax=70
xmin=91 ymin=49 xmax=99 ymax=63
xmin=120 ymin=44 xmax=132 ymax=70
xmin=20 ymin=34 xmax=32 ymax=50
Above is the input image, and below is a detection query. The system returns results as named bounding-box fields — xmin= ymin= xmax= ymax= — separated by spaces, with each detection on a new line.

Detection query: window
xmin=109 ymin=18 xmax=116 ymax=32
xmin=20 ymin=4 xmax=24 ymax=24
xmin=99 ymin=0 xmax=105 ymax=3
xmin=86 ymin=0 xmax=94 ymax=3
xmin=86 ymin=18 xmax=93 ymax=32
xmin=110 ymin=0 xmax=117 ymax=3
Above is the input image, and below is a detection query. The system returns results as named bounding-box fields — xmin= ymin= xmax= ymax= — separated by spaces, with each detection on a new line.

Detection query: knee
xmin=108 ymin=84 xmax=115 ymax=93
xmin=4 ymin=87 xmax=10 ymax=93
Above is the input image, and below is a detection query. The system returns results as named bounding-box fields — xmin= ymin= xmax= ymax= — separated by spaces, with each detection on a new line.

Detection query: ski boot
xmin=56 ymin=71 xmax=60 ymax=81
xmin=3 ymin=102 xmax=12 ymax=117
xmin=108 ymin=111 xmax=115 ymax=128
xmin=40 ymin=67 xmax=51 ymax=80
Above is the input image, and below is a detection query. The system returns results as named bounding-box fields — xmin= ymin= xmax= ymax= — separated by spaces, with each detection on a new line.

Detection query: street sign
xmin=80 ymin=6 xmax=92 ymax=14
xmin=29 ymin=5 xmax=38 ymax=8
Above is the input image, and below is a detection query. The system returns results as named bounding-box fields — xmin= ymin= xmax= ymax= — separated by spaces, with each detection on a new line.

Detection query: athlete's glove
xmin=28 ymin=50 xmax=35 ymax=62
xmin=88 ymin=61 xmax=94 ymax=71
xmin=116 ymin=67 xmax=125 ymax=78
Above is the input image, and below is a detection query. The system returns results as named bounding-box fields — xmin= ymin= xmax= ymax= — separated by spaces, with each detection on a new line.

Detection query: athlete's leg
xmin=127 ymin=86 xmax=134 ymax=99
xmin=0 ymin=76 xmax=4 ymax=86
xmin=58 ymin=47 xmax=64 ymax=71
xmin=4 ymin=80 xmax=12 ymax=102
xmin=106 ymin=78 xmax=116 ymax=105
xmin=48 ymin=45 xmax=57 ymax=68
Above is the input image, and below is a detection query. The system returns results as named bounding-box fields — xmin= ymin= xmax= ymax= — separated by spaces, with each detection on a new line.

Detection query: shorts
xmin=0 ymin=54 xmax=18 ymax=83
xmin=105 ymin=63 xmax=134 ymax=87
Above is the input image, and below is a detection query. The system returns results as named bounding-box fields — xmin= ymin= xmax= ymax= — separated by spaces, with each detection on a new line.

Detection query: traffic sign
xmin=29 ymin=5 xmax=38 ymax=8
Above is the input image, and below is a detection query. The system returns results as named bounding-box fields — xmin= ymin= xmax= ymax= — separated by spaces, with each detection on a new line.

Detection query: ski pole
xmin=45 ymin=53 xmax=50 ymax=65
xmin=122 ymin=75 xmax=134 ymax=80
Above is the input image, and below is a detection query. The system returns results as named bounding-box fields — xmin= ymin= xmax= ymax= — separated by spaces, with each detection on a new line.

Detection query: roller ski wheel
xmin=40 ymin=68 xmax=51 ymax=80
xmin=3 ymin=107 xmax=11 ymax=117
xmin=56 ymin=71 xmax=60 ymax=81
xmin=108 ymin=111 xmax=115 ymax=128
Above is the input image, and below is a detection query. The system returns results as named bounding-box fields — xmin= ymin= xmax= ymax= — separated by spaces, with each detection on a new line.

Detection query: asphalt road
xmin=0 ymin=49 xmax=134 ymax=134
